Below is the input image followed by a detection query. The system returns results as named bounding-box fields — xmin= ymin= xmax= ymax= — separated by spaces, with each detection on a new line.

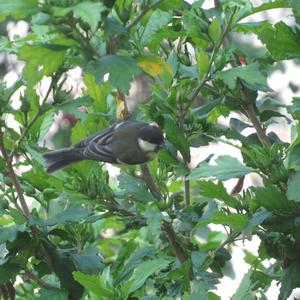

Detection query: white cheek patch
xmin=138 ymin=138 xmax=157 ymax=152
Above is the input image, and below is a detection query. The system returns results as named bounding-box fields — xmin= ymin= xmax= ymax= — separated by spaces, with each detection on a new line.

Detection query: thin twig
xmin=0 ymin=129 xmax=30 ymax=218
xmin=163 ymin=221 xmax=187 ymax=264
xmin=140 ymin=164 xmax=161 ymax=198
xmin=230 ymin=176 xmax=245 ymax=196
xmin=23 ymin=270 xmax=57 ymax=290
xmin=9 ymin=79 xmax=54 ymax=160
xmin=184 ymin=180 xmax=190 ymax=207
xmin=125 ymin=0 xmax=166 ymax=32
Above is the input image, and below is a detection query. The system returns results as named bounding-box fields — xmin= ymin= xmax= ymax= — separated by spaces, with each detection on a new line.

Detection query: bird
xmin=43 ymin=120 xmax=165 ymax=173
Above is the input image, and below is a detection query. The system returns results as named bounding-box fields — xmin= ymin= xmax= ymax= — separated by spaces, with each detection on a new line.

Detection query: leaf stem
xmin=140 ymin=164 xmax=161 ymax=198
xmin=23 ymin=270 xmax=57 ymax=290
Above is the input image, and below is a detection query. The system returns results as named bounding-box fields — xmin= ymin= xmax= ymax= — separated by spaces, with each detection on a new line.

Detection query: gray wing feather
xmin=74 ymin=127 xmax=117 ymax=163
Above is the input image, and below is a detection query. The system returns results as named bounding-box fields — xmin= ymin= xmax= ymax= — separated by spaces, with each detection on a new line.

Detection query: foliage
xmin=0 ymin=0 xmax=300 ymax=299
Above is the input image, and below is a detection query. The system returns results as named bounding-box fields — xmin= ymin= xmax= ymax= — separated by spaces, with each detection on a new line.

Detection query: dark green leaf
xmin=0 ymin=225 xmax=25 ymax=244
xmin=199 ymin=180 xmax=242 ymax=209
xmin=279 ymin=262 xmax=300 ymax=300
xmin=287 ymin=171 xmax=300 ymax=202
xmin=118 ymin=173 xmax=156 ymax=202
xmin=38 ymin=288 xmax=68 ymax=300
xmin=212 ymin=63 xmax=268 ymax=90
xmin=187 ymin=156 xmax=255 ymax=181
xmin=231 ymin=270 xmax=254 ymax=300
xmin=164 ymin=114 xmax=190 ymax=162
xmin=86 ymin=55 xmax=142 ymax=94
xmin=71 ymin=254 xmax=105 ymax=275
xmin=0 ymin=263 xmax=21 ymax=284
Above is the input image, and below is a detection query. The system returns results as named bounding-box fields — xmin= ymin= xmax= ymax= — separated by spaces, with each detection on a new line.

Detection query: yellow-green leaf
xmin=137 ymin=56 xmax=173 ymax=77
xmin=196 ymin=50 xmax=210 ymax=80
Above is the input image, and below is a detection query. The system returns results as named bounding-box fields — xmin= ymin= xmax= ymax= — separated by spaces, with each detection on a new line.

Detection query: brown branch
xmin=0 ymin=129 xmax=30 ymax=218
xmin=163 ymin=221 xmax=187 ymax=264
xmin=230 ymin=176 xmax=245 ymax=196
xmin=140 ymin=164 xmax=161 ymax=198
xmin=23 ymin=270 xmax=56 ymax=289
xmin=242 ymin=104 xmax=271 ymax=146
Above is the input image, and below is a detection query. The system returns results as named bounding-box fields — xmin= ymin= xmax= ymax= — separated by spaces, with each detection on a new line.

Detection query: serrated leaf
xmin=19 ymin=45 xmax=66 ymax=86
xmin=141 ymin=10 xmax=171 ymax=45
xmin=30 ymin=206 xmax=91 ymax=226
xmin=287 ymin=171 xmax=300 ymax=202
xmin=212 ymin=63 xmax=268 ymax=90
xmin=53 ymin=1 xmax=106 ymax=31
xmin=86 ymin=55 xmax=142 ymax=94
xmin=258 ymin=21 xmax=300 ymax=60
xmin=73 ymin=271 xmax=114 ymax=299
xmin=84 ymin=74 xmax=110 ymax=113
xmin=187 ymin=155 xmax=255 ymax=181
xmin=137 ymin=56 xmax=173 ymax=77
xmin=196 ymin=50 xmax=210 ymax=80
xmin=208 ymin=17 xmax=222 ymax=45
xmin=0 ymin=0 xmax=38 ymax=20
xmin=164 ymin=114 xmax=190 ymax=162
xmin=252 ymin=185 xmax=295 ymax=212
xmin=118 ymin=173 xmax=156 ymax=202
xmin=197 ymin=211 xmax=248 ymax=231
xmin=199 ymin=180 xmax=242 ymax=209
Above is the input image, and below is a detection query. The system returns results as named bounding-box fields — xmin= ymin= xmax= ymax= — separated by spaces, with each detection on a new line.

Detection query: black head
xmin=138 ymin=124 xmax=164 ymax=147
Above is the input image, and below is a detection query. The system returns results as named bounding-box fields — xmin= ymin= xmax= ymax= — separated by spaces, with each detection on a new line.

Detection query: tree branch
xmin=9 ymin=79 xmax=54 ymax=160
xmin=163 ymin=221 xmax=187 ymax=264
xmin=23 ymin=270 xmax=57 ymax=290
xmin=0 ymin=129 xmax=30 ymax=218
xmin=140 ymin=164 xmax=161 ymax=198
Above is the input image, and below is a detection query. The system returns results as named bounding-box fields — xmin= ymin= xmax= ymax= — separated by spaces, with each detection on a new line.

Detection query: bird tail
xmin=43 ymin=148 xmax=83 ymax=173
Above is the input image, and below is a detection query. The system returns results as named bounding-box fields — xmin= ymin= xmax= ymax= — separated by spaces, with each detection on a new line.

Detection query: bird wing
xmin=74 ymin=127 xmax=117 ymax=163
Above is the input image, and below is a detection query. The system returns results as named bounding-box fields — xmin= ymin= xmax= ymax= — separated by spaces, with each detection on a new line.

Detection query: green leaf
xmin=84 ymin=74 xmax=110 ymax=113
xmin=0 ymin=225 xmax=25 ymax=244
xmin=258 ymin=21 xmax=300 ymax=60
xmin=212 ymin=63 xmax=268 ymax=90
xmin=53 ymin=1 xmax=106 ymax=32
xmin=0 ymin=0 xmax=38 ymax=20
xmin=197 ymin=211 xmax=248 ymax=231
xmin=19 ymin=45 xmax=66 ymax=86
xmin=73 ymin=271 xmax=114 ymax=299
xmin=0 ymin=263 xmax=21 ymax=284
xmin=252 ymin=185 xmax=295 ymax=212
xmin=38 ymin=289 xmax=68 ymax=300
xmin=141 ymin=10 xmax=171 ymax=45
xmin=208 ymin=17 xmax=222 ymax=45
xmin=191 ymin=98 xmax=222 ymax=120
xmin=126 ymin=258 xmax=172 ymax=293
xmin=196 ymin=50 xmax=210 ymax=80
xmin=118 ymin=173 xmax=156 ymax=202
xmin=199 ymin=180 xmax=242 ymax=209
xmin=164 ymin=114 xmax=190 ymax=162
xmin=279 ymin=262 xmax=300 ymax=300
xmin=86 ymin=55 xmax=142 ymax=94
xmin=71 ymin=254 xmax=105 ymax=275
xmin=231 ymin=270 xmax=254 ymax=300
xmin=287 ymin=171 xmax=300 ymax=202
xmin=187 ymin=155 xmax=255 ymax=181
xmin=30 ymin=206 xmax=91 ymax=226
xmin=39 ymin=111 xmax=55 ymax=140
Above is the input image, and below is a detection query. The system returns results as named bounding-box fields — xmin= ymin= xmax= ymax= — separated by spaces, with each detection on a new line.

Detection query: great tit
xmin=43 ymin=120 xmax=165 ymax=173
